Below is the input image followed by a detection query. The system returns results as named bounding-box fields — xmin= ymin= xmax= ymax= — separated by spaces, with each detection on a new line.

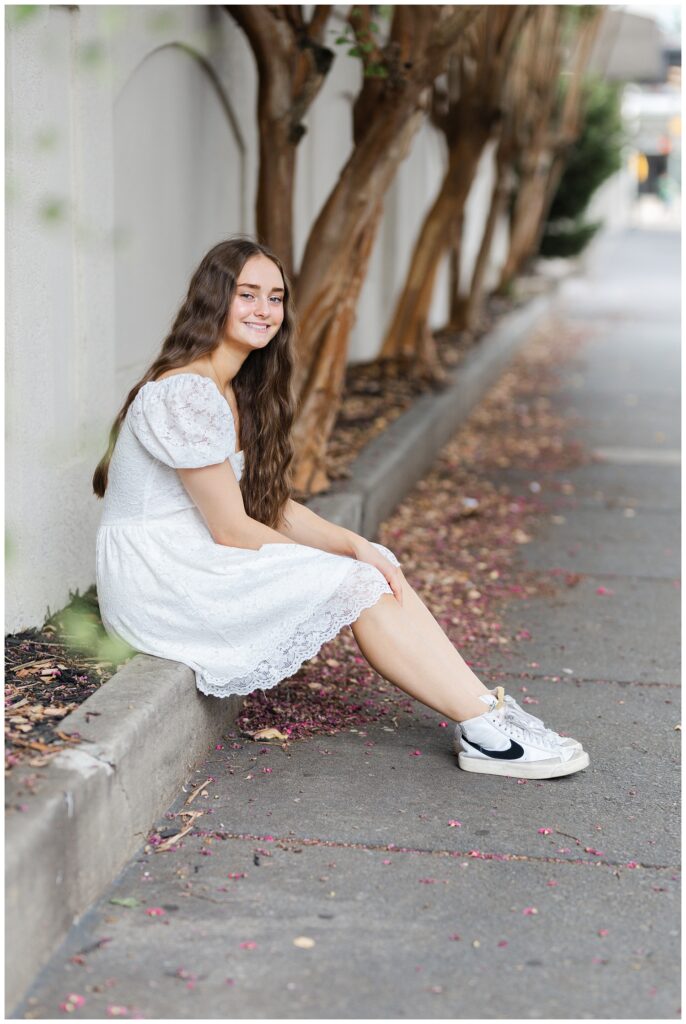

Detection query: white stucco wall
xmin=5 ymin=4 xmax=625 ymax=632
xmin=6 ymin=5 xmax=117 ymax=630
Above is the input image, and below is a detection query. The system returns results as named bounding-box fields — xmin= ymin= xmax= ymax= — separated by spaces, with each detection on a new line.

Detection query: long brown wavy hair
xmin=92 ymin=237 xmax=298 ymax=530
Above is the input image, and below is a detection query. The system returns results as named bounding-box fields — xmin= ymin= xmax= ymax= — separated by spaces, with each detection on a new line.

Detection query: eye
xmin=270 ymin=296 xmax=283 ymax=304
xmin=240 ymin=292 xmax=255 ymax=300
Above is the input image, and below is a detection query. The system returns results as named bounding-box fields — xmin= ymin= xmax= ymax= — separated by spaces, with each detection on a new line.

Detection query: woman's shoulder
xmin=154 ymin=364 xmax=213 ymax=383
xmin=127 ymin=370 xmax=235 ymax=468
xmin=131 ymin=368 xmax=226 ymax=419
xmin=147 ymin=369 xmax=216 ymax=389
xmin=136 ymin=371 xmax=221 ymax=407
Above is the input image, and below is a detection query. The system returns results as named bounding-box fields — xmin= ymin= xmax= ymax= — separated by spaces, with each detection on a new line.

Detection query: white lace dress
xmin=96 ymin=373 xmax=401 ymax=698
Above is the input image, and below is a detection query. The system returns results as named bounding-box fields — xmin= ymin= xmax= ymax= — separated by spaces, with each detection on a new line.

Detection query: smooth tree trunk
xmin=291 ymin=201 xmax=383 ymax=493
xmin=226 ymin=6 xmax=333 ymax=280
xmin=529 ymin=12 xmax=605 ymax=260
xmin=291 ymin=102 xmax=426 ymax=493
xmin=378 ymin=125 xmax=491 ymax=380
xmin=448 ymin=241 xmax=462 ymax=329
xmin=289 ymin=5 xmax=482 ymax=493
xmin=497 ymin=8 xmax=603 ymax=291
xmin=376 ymin=6 xmax=530 ymax=378
xmin=498 ymin=144 xmax=554 ymax=291
xmin=452 ymin=129 xmax=513 ymax=332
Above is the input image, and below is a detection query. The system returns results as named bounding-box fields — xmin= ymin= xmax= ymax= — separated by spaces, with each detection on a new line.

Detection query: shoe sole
xmin=454 ymin=744 xmax=590 ymax=780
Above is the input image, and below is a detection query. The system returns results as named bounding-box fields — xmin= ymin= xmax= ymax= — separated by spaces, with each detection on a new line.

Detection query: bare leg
xmin=350 ymin=570 xmax=491 ymax=722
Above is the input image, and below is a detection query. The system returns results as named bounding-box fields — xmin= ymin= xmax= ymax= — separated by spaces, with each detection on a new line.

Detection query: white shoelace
xmin=501 ymin=694 xmax=562 ymax=742
xmin=489 ymin=687 xmax=562 ymax=751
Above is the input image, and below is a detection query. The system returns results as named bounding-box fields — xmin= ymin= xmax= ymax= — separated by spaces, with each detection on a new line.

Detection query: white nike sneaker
xmin=454 ymin=689 xmax=590 ymax=780
xmin=490 ymin=687 xmax=584 ymax=752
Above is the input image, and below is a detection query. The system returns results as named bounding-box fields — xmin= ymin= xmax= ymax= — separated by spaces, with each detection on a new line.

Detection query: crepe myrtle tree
xmin=225 ymin=5 xmax=336 ymax=282
xmin=288 ymin=4 xmax=483 ymax=495
xmin=450 ymin=4 xmax=558 ymax=333
xmin=376 ymin=5 xmax=530 ymax=384
xmin=497 ymin=5 xmax=604 ymax=292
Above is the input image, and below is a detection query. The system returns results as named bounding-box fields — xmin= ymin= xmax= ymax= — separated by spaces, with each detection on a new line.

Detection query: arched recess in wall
xmin=113 ymin=42 xmax=246 ymax=396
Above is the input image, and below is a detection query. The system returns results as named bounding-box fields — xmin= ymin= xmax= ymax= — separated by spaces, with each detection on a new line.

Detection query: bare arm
xmin=178 ymin=467 xmax=359 ymax=556
xmin=274 ymin=498 xmax=360 ymax=557
xmin=177 ymin=461 xmax=292 ymax=550
xmin=277 ymin=499 xmax=404 ymax=603
xmin=177 ymin=467 xmax=404 ymax=602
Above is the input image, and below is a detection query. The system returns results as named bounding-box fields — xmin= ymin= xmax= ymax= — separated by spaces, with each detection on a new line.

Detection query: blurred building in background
xmin=586 ymin=6 xmax=681 ymax=227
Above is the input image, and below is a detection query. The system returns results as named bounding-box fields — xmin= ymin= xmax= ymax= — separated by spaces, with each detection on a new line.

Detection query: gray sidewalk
xmin=14 ymin=228 xmax=680 ymax=1019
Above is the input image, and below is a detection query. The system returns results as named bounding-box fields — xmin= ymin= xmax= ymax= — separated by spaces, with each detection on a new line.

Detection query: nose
xmin=255 ymin=296 xmax=270 ymax=317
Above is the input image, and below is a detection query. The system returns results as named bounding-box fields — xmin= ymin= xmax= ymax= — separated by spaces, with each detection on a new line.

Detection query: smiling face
xmin=225 ymin=254 xmax=285 ymax=350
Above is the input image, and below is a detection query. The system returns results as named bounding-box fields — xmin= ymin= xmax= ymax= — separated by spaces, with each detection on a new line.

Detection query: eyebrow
xmin=238 ymin=282 xmax=285 ymax=293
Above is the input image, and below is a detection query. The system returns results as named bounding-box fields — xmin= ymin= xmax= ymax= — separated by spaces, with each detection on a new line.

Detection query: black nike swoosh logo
xmin=462 ymin=737 xmax=525 ymax=760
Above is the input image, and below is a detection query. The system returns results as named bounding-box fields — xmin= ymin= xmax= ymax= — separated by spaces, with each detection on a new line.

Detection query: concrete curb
xmin=6 ymin=272 xmax=568 ymax=1011
xmin=6 ymin=659 xmax=242 ymax=1009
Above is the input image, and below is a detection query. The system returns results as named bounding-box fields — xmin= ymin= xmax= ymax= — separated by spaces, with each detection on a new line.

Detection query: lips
xmin=244 ymin=322 xmax=270 ymax=331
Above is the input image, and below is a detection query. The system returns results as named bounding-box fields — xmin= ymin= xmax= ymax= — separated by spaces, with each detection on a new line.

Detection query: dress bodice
xmin=100 ymin=374 xmax=243 ymax=526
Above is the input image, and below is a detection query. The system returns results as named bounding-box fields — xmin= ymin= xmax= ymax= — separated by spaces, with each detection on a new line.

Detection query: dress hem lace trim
xmin=194 ymin=559 xmax=397 ymax=699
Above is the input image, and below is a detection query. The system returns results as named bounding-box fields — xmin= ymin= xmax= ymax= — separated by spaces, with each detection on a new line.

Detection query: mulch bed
xmin=4 ymin=591 xmax=130 ymax=773
xmin=5 ymin=282 xmax=592 ymax=774
xmin=324 ymin=290 xmax=527 ymax=484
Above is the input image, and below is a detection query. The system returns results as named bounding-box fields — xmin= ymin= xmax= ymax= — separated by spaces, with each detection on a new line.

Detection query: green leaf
xmin=35 ymin=128 xmax=59 ymax=151
xmin=6 ymin=6 xmax=39 ymax=27
xmin=39 ymin=198 xmax=67 ymax=224
xmin=334 ymin=35 xmax=350 ymax=45
xmin=78 ymin=41 xmax=105 ymax=67
xmin=109 ymin=896 xmax=140 ymax=908
xmin=347 ymin=46 xmax=362 ymax=58
xmin=360 ymin=41 xmax=374 ymax=52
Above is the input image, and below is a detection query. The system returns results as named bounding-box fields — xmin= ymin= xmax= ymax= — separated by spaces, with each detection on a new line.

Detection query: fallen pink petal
xmin=145 ymin=907 xmax=165 ymax=916
xmin=239 ymin=941 xmax=257 ymax=949
xmin=522 ymin=907 xmax=538 ymax=915
xmin=537 ymin=827 xmax=553 ymax=834
xmin=447 ymin=820 xmax=462 ymax=828
xmin=59 ymin=994 xmax=86 ymax=1013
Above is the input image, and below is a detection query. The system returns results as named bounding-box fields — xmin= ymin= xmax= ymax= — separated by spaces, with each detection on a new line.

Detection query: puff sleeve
xmin=128 ymin=375 xmax=235 ymax=469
